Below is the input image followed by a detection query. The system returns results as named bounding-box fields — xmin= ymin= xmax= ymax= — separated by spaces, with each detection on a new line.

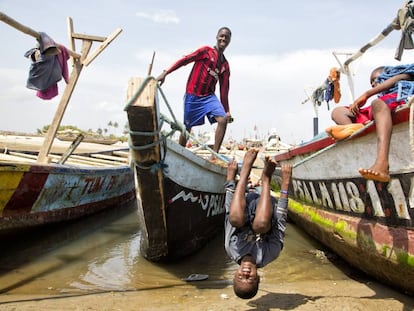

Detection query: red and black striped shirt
xmin=165 ymin=46 xmax=230 ymax=112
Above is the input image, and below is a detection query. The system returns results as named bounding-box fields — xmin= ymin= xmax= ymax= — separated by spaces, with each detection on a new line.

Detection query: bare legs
xmin=331 ymin=106 xmax=355 ymax=125
xmin=330 ymin=101 xmax=391 ymax=182
xmin=228 ymin=149 xmax=276 ymax=234
xmin=213 ymin=116 xmax=228 ymax=153
xmin=252 ymin=156 xmax=276 ymax=234
xmin=179 ymin=116 xmax=228 ymax=154
xmin=358 ymin=99 xmax=391 ymax=182
xmin=228 ymin=150 xmax=255 ymax=228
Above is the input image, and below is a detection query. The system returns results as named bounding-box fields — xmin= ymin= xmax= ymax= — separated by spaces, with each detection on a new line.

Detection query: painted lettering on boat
xmin=169 ymin=191 xmax=225 ymax=217
xmin=291 ymin=175 xmax=414 ymax=226
xmin=81 ymin=174 xmax=132 ymax=195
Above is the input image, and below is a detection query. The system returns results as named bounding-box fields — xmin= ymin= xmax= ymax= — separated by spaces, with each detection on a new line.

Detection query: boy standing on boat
xmin=224 ymin=149 xmax=292 ymax=299
xmin=329 ymin=64 xmax=414 ymax=182
xmin=156 ymin=27 xmax=232 ymax=155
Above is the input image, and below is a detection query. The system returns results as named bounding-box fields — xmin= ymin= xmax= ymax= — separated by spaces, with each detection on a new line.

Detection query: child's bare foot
xmin=261 ymin=156 xmax=277 ymax=180
xmin=239 ymin=149 xmax=258 ymax=180
xmin=358 ymin=166 xmax=390 ymax=182
xmin=227 ymin=159 xmax=238 ymax=181
xmin=242 ymin=148 xmax=258 ymax=167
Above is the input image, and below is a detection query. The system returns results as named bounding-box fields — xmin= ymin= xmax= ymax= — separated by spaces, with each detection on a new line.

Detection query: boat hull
xmin=126 ymin=77 xmax=226 ymax=261
xmin=0 ymin=162 xmax=136 ymax=234
xmin=273 ymin=106 xmax=414 ymax=295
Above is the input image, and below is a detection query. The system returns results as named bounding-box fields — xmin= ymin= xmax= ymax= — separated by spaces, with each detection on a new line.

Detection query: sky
xmin=0 ymin=1 xmax=411 ymax=145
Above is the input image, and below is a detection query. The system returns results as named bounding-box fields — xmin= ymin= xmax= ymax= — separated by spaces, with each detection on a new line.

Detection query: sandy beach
xmin=0 ymin=277 xmax=412 ymax=311
xmin=0 ymin=136 xmax=412 ymax=310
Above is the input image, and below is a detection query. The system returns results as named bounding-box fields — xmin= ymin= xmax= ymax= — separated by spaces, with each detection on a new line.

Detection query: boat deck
xmin=0 ymin=135 xmax=129 ymax=167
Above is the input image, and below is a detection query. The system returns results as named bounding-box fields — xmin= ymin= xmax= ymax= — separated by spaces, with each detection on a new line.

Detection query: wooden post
xmin=37 ymin=41 xmax=92 ymax=163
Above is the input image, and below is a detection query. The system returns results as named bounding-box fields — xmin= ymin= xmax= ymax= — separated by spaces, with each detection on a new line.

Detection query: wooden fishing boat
xmin=0 ymin=149 xmax=136 ymax=235
xmin=0 ymin=14 xmax=136 ymax=235
xmin=273 ymin=3 xmax=414 ymax=295
xmin=125 ymin=77 xmax=227 ymax=261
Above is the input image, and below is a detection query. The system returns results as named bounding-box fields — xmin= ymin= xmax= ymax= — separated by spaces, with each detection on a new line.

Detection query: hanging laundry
xmin=25 ymin=32 xmax=70 ymax=100
xmin=393 ymin=0 xmax=414 ymax=61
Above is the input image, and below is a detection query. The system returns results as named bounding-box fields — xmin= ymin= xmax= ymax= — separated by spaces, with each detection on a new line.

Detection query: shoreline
xmin=0 ymin=278 xmax=412 ymax=310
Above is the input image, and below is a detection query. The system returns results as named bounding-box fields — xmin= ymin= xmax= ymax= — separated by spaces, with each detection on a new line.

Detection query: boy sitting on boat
xmin=327 ymin=64 xmax=414 ymax=182
xmin=224 ymin=149 xmax=292 ymax=299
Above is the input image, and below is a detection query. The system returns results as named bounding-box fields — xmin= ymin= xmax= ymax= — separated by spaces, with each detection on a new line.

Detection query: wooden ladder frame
xmin=0 ymin=12 xmax=122 ymax=163
xmin=36 ymin=17 xmax=122 ymax=163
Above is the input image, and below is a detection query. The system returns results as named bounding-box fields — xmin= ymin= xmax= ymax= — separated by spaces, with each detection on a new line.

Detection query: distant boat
xmin=273 ymin=4 xmax=414 ymax=295
xmin=264 ymin=130 xmax=292 ymax=155
xmin=125 ymin=77 xmax=227 ymax=261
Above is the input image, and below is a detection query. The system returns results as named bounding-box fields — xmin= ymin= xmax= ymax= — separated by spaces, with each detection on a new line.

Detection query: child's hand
xmin=280 ymin=163 xmax=292 ymax=186
xmin=350 ymin=94 xmax=368 ymax=115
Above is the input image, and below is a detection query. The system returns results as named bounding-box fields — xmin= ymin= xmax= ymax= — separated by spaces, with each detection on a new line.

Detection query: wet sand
xmin=0 ymin=215 xmax=412 ymax=311
xmin=0 ymin=271 xmax=412 ymax=310
xmin=0 ymin=142 xmax=412 ymax=310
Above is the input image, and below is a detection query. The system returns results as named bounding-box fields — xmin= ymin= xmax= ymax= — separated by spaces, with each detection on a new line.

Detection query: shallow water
xmin=0 ymin=200 xmax=364 ymax=298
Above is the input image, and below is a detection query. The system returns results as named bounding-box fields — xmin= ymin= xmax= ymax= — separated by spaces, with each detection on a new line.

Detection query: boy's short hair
xmin=233 ymin=275 xmax=260 ymax=299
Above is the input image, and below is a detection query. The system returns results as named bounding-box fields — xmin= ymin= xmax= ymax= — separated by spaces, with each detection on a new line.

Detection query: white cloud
xmin=0 ymin=0 xmax=410 ymax=145
xmin=136 ymin=9 xmax=180 ymax=24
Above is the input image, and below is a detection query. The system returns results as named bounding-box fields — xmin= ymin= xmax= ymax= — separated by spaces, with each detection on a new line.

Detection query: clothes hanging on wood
xmin=24 ymin=32 xmax=70 ymax=100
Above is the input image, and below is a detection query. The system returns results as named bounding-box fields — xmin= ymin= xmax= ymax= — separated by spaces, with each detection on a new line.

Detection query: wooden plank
xmin=125 ymin=76 xmax=168 ymax=259
xmin=82 ymin=28 xmax=122 ymax=66
xmin=113 ymin=150 xmax=130 ymax=158
xmin=67 ymin=17 xmax=76 ymax=66
xmin=0 ymin=12 xmax=80 ymax=59
xmin=71 ymin=33 xmax=106 ymax=42
xmin=0 ymin=11 xmax=39 ymax=38
xmin=126 ymin=77 xmax=160 ymax=164
xmin=0 ymin=153 xmax=36 ymax=163
xmin=68 ymin=154 xmax=125 ymax=165
xmin=90 ymin=153 xmax=128 ymax=163
xmin=8 ymin=152 xmax=38 ymax=160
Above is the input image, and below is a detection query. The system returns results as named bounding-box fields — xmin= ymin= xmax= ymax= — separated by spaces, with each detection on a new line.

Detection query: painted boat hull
xmin=137 ymin=140 xmax=226 ymax=261
xmin=273 ymin=105 xmax=414 ymax=295
xmin=0 ymin=161 xmax=136 ymax=234
xmin=126 ymin=77 xmax=226 ymax=261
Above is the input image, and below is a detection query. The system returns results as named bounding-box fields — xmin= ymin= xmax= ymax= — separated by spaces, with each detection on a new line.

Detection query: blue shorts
xmin=183 ymin=93 xmax=226 ymax=129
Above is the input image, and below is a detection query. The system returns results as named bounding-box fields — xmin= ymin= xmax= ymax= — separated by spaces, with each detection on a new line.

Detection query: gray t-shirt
xmin=224 ymin=180 xmax=288 ymax=268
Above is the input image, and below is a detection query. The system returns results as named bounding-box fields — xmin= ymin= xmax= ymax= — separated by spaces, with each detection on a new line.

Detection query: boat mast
xmin=334 ymin=23 xmax=396 ymax=101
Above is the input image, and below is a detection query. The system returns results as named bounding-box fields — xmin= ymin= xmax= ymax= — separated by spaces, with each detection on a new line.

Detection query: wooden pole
xmin=67 ymin=17 xmax=76 ymax=66
xmin=0 ymin=11 xmax=39 ymax=38
xmin=0 ymin=11 xmax=81 ymax=59
xmin=37 ymin=41 xmax=92 ymax=163
xmin=148 ymin=51 xmax=156 ymax=76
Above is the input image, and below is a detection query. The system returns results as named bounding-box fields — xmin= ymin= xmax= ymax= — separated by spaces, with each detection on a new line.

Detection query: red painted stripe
xmin=3 ymin=171 xmax=49 ymax=216
xmin=275 ymin=106 xmax=411 ymax=161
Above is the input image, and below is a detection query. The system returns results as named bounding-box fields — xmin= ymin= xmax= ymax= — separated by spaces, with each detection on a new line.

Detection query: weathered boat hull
xmin=126 ymin=77 xmax=226 ymax=261
xmin=137 ymin=140 xmax=226 ymax=261
xmin=0 ymin=162 xmax=136 ymax=234
xmin=273 ymin=105 xmax=414 ymax=295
